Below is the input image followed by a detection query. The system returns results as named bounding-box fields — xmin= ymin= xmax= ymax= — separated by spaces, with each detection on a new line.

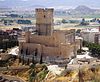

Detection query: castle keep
xmin=36 ymin=8 xmax=53 ymax=35
xmin=19 ymin=8 xmax=80 ymax=65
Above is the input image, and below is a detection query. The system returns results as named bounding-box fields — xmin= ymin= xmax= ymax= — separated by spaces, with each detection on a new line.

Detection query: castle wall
xmin=42 ymin=45 xmax=60 ymax=56
xmin=19 ymin=42 xmax=42 ymax=55
xmin=29 ymin=34 xmax=57 ymax=46
xmin=25 ymin=31 xmax=67 ymax=47
xmin=25 ymin=30 xmax=75 ymax=47
xmin=20 ymin=42 xmax=76 ymax=59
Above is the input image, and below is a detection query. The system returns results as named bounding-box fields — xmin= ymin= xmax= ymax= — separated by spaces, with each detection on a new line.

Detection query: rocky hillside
xmin=44 ymin=65 xmax=100 ymax=82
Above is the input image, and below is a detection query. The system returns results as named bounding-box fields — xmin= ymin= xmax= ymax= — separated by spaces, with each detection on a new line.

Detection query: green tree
xmin=27 ymin=58 xmax=30 ymax=65
xmin=22 ymin=55 xmax=25 ymax=65
xmin=32 ymin=54 xmax=34 ymax=64
xmin=62 ymin=19 xmax=68 ymax=23
xmin=80 ymin=18 xmax=89 ymax=26
xmin=83 ymin=41 xmax=100 ymax=58
xmin=40 ymin=54 xmax=43 ymax=64
xmin=19 ymin=57 xmax=21 ymax=63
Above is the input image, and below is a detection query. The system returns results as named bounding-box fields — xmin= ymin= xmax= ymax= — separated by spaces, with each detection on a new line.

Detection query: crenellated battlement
xmin=36 ymin=8 xmax=54 ymax=12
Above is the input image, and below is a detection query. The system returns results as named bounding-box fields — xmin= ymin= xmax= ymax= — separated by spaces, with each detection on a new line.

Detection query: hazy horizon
xmin=0 ymin=0 xmax=100 ymax=9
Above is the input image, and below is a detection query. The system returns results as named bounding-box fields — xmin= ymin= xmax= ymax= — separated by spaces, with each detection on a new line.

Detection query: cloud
xmin=0 ymin=0 xmax=5 ymax=1
xmin=21 ymin=0 xmax=28 ymax=1
xmin=0 ymin=0 xmax=28 ymax=1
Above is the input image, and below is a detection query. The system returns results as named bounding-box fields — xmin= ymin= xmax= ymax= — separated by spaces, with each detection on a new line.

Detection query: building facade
xmin=81 ymin=28 xmax=100 ymax=44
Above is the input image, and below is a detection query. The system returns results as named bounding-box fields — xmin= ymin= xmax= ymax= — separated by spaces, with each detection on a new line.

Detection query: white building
xmin=81 ymin=28 xmax=100 ymax=43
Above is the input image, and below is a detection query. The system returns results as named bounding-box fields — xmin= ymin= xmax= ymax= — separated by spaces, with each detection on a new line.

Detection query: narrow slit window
xmin=44 ymin=15 xmax=46 ymax=18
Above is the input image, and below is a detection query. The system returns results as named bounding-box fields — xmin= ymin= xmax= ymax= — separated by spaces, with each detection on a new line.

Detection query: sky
xmin=0 ymin=0 xmax=100 ymax=9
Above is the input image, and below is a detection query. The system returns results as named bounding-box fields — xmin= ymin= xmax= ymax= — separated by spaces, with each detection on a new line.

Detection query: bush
xmin=83 ymin=41 xmax=100 ymax=58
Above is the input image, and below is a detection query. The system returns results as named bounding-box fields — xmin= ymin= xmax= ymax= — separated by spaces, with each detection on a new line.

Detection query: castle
xmin=19 ymin=8 xmax=80 ymax=65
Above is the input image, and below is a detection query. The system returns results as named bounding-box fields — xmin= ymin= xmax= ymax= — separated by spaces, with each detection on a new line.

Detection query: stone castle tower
xmin=36 ymin=8 xmax=54 ymax=36
xmin=19 ymin=8 xmax=80 ymax=66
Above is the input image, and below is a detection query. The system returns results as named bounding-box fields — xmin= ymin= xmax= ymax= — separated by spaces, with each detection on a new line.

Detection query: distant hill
xmin=0 ymin=5 xmax=100 ymax=17
xmin=75 ymin=5 xmax=94 ymax=13
xmin=75 ymin=5 xmax=93 ymax=11
xmin=11 ymin=5 xmax=45 ymax=11
xmin=69 ymin=5 xmax=100 ymax=15
xmin=55 ymin=5 xmax=100 ymax=16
